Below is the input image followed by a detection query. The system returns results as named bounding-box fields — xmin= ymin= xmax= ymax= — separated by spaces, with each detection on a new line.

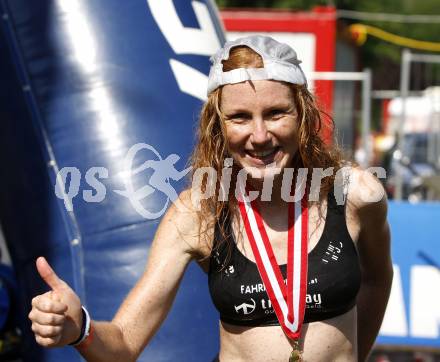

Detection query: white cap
xmin=207 ymin=35 xmax=307 ymax=95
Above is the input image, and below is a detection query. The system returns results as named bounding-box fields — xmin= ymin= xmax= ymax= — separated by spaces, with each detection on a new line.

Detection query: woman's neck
xmin=246 ymin=174 xmax=287 ymax=208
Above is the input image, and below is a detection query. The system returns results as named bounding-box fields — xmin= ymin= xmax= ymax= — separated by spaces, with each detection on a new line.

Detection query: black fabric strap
xmin=68 ymin=307 xmax=86 ymax=346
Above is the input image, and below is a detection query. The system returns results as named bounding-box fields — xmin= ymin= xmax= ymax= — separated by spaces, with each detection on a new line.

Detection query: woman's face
xmin=221 ymin=80 xmax=299 ymax=181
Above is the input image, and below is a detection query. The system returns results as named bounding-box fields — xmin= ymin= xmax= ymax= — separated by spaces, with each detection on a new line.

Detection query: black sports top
xmin=208 ymin=191 xmax=361 ymax=326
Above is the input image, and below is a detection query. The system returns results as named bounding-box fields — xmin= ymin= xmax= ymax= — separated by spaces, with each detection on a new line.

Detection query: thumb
xmin=36 ymin=257 xmax=67 ymax=292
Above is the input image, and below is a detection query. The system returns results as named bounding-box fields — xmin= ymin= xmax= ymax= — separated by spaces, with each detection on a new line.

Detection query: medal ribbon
xmin=238 ymin=187 xmax=308 ymax=340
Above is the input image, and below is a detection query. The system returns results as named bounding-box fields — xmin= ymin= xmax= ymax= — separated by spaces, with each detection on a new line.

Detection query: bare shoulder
xmin=157 ymin=188 xmax=215 ymax=258
xmin=342 ymin=166 xmax=391 ymax=267
xmin=345 ymin=166 xmax=388 ymax=224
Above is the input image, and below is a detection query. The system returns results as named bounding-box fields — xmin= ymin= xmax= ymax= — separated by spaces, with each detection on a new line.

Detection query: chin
xmin=239 ymin=163 xmax=286 ymax=181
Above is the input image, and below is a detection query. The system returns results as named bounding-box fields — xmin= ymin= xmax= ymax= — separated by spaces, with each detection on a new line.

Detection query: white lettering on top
xmin=410 ymin=265 xmax=440 ymax=338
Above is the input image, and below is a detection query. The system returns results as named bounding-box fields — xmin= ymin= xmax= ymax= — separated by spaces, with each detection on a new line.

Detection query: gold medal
xmin=288 ymin=341 xmax=303 ymax=362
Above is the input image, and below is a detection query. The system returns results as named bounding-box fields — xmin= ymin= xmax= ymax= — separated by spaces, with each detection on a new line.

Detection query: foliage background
xmin=215 ymin=0 xmax=440 ymax=91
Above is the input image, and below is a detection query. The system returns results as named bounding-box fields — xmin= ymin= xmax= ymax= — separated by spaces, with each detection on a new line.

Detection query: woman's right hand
xmin=28 ymin=257 xmax=83 ymax=347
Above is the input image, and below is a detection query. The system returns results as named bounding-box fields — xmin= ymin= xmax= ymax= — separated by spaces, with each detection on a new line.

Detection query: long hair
xmin=189 ymin=46 xmax=343 ymax=252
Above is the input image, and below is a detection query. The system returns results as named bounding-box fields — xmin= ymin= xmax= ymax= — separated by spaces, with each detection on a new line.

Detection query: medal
xmin=238 ymin=185 xmax=308 ymax=361
xmin=289 ymin=340 xmax=303 ymax=362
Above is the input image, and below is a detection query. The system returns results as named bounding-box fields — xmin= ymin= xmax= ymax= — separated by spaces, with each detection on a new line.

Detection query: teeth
xmin=249 ymin=149 xmax=276 ymax=158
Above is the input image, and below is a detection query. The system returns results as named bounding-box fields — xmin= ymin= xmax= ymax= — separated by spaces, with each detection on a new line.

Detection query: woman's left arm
xmin=350 ymin=169 xmax=393 ymax=362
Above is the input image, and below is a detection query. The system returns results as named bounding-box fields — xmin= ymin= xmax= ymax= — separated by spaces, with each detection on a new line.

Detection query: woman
xmin=28 ymin=35 xmax=393 ymax=362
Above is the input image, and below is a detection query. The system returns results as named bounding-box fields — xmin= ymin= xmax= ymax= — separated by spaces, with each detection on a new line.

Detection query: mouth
xmin=245 ymin=146 xmax=281 ymax=164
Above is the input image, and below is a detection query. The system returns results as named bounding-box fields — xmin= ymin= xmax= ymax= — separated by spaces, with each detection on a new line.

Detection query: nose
xmin=250 ymin=118 xmax=271 ymax=146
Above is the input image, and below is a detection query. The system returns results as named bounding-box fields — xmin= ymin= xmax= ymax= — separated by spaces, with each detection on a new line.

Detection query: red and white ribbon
xmin=238 ymin=188 xmax=308 ymax=340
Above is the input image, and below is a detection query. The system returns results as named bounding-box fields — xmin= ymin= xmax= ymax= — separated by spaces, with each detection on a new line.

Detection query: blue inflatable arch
xmin=0 ymin=1 xmax=225 ymax=361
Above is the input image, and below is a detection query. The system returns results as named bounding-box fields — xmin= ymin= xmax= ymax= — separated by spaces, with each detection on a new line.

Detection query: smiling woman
xmin=29 ymin=35 xmax=392 ymax=362
xmin=222 ymin=81 xmax=300 ymax=174
xmin=191 ymin=40 xmax=343 ymax=238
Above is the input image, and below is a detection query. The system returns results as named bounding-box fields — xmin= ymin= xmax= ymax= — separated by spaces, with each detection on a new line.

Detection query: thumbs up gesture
xmin=28 ymin=257 xmax=83 ymax=347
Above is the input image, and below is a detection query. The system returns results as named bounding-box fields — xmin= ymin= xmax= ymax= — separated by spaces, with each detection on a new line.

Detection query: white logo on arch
xmin=147 ymin=0 xmax=222 ymax=100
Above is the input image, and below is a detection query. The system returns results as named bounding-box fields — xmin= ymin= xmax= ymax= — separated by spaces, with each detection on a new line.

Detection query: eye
xmin=226 ymin=113 xmax=251 ymax=122
xmin=267 ymin=109 xmax=286 ymax=118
